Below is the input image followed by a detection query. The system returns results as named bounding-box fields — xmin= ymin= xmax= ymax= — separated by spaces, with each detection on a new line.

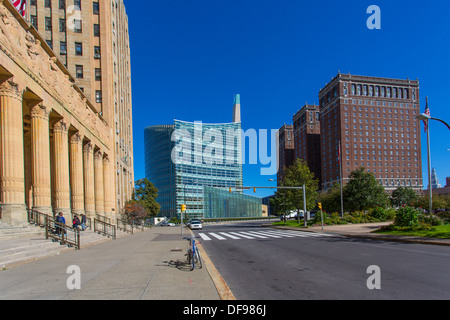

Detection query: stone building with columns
xmin=0 ymin=1 xmax=116 ymax=226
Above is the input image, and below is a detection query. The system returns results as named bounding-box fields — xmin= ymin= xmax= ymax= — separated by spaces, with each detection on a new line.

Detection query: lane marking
xmin=209 ymin=233 xmax=227 ymax=240
xmin=198 ymin=233 xmax=212 ymax=241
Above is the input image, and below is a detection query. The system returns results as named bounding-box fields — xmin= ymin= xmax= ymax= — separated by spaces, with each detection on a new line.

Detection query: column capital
xmin=53 ymin=119 xmax=68 ymax=134
xmin=94 ymin=149 xmax=104 ymax=160
xmin=0 ymin=78 xmax=23 ymax=100
xmin=83 ymin=141 xmax=93 ymax=154
xmin=69 ymin=132 xmax=83 ymax=145
xmin=30 ymin=104 xmax=49 ymax=121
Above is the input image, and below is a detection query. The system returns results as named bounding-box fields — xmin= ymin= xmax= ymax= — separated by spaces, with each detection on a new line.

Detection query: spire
xmin=233 ymin=94 xmax=241 ymax=123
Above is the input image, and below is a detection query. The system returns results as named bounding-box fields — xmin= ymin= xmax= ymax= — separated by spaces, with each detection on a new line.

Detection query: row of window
xmin=30 ymin=0 xmax=100 ymax=14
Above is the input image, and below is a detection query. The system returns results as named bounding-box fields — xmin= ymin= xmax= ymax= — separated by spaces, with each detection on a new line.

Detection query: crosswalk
xmin=197 ymin=229 xmax=336 ymax=242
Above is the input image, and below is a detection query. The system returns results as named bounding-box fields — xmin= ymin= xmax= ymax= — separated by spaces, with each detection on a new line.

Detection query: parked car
xmin=188 ymin=219 xmax=203 ymax=230
xmin=160 ymin=221 xmax=176 ymax=227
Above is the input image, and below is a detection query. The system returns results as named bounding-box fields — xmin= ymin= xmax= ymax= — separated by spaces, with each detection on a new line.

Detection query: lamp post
xmin=416 ymin=112 xmax=450 ymax=214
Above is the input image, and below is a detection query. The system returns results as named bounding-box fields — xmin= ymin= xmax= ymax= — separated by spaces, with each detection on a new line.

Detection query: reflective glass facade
xmin=144 ymin=125 xmax=176 ymax=217
xmin=145 ymin=119 xmax=261 ymax=219
xmin=203 ymin=187 xmax=262 ymax=219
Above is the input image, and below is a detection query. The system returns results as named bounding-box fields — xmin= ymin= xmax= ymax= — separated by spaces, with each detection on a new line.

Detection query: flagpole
xmin=426 ymin=118 xmax=432 ymax=214
xmin=339 ymin=140 xmax=344 ymax=218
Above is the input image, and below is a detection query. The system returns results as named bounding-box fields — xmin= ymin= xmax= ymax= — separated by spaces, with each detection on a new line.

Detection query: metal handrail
xmin=45 ymin=216 xmax=80 ymax=250
xmin=116 ymin=218 xmax=134 ymax=234
xmin=94 ymin=218 xmax=116 ymax=239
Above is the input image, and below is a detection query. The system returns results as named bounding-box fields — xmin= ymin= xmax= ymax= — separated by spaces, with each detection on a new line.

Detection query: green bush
xmin=394 ymin=206 xmax=419 ymax=227
xmin=369 ymin=207 xmax=387 ymax=221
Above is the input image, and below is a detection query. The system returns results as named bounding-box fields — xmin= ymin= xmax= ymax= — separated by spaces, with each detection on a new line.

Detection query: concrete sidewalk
xmin=271 ymin=222 xmax=450 ymax=247
xmin=0 ymin=226 xmax=227 ymax=300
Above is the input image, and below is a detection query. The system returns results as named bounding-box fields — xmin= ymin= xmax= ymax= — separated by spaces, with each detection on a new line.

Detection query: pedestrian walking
xmin=80 ymin=213 xmax=87 ymax=231
xmin=73 ymin=215 xmax=81 ymax=230
xmin=56 ymin=212 xmax=65 ymax=236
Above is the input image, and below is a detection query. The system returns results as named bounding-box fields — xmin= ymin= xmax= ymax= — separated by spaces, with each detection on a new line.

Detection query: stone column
xmin=53 ymin=119 xmax=70 ymax=216
xmin=103 ymin=155 xmax=114 ymax=221
xmin=94 ymin=149 xmax=104 ymax=216
xmin=83 ymin=142 xmax=95 ymax=219
xmin=69 ymin=133 xmax=85 ymax=215
xmin=30 ymin=104 xmax=52 ymax=216
xmin=0 ymin=79 xmax=27 ymax=225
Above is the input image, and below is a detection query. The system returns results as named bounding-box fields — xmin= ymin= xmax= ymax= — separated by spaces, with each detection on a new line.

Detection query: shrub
xmin=394 ymin=206 xmax=419 ymax=227
xmin=369 ymin=207 xmax=387 ymax=221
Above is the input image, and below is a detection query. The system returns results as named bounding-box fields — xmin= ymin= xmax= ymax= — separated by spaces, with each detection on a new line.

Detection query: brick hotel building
xmin=292 ymin=104 xmax=321 ymax=186
xmin=318 ymin=73 xmax=423 ymax=192
xmin=276 ymin=124 xmax=294 ymax=183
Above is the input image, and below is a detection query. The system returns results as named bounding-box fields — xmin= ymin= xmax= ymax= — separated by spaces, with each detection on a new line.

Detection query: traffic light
xmin=181 ymin=204 xmax=186 ymax=212
xmin=229 ymin=187 xmax=232 ymax=193
xmin=318 ymin=203 xmax=322 ymax=210
xmin=253 ymin=187 xmax=256 ymax=193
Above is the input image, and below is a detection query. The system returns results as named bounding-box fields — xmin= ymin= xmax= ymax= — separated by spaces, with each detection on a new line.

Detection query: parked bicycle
xmin=184 ymin=235 xmax=202 ymax=271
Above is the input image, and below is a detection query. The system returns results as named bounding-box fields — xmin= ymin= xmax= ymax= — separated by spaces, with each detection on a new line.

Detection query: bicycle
xmin=185 ymin=235 xmax=202 ymax=271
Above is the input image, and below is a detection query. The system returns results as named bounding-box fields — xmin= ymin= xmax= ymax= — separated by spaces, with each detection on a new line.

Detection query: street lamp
xmin=415 ymin=112 xmax=450 ymax=215
xmin=416 ymin=113 xmax=450 ymax=131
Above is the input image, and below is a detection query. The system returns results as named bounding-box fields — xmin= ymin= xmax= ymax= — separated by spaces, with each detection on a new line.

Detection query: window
xmin=45 ymin=0 xmax=51 ymax=7
xmin=74 ymin=19 xmax=82 ymax=33
xmin=75 ymin=42 xmax=83 ymax=55
xmin=59 ymin=0 xmax=65 ymax=9
xmin=95 ymin=90 xmax=102 ymax=103
xmin=74 ymin=0 xmax=81 ymax=10
xmin=75 ymin=65 xmax=83 ymax=78
xmin=45 ymin=17 xmax=52 ymax=31
xmin=95 ymin=68 xmax=101 ymax=81
xmin=94 ymin=46 xmax=101 ymax=59
xmin=93 ymin=2 xmax=99 ymax=14
xmin=59 ymin=19 xmax=66 ymax=32
xmin=60 ymin=41 xmax=67 ymax=54
xmin=31 ymin=15 xmax=38 ymax=29
xmin=93 ymin=24 xmax=100 ymax=37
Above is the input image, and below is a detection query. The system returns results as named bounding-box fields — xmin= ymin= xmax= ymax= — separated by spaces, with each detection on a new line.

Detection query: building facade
xmin=292 ymin=104 xmax=321 ymax=185
xmin=318 ymin=73 xmax=423 ymax=192
xmin=276 ymin=124 xmax=294 ymax=184
xmin=0 ymin=1 xmax=116 ymax=225
xmin=145 ymin=95 xmax=262 ymax=219
xmin=26 ymin=0 xmax=134 ymax=211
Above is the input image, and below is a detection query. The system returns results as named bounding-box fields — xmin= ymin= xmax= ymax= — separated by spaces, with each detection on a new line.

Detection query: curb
xmin=187 ymin=228 xmax=236 ymax=300
xmin=267 ymin=225 xmax=450 ymax=247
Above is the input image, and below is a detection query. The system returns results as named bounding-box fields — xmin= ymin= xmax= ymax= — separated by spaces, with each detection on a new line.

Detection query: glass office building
xmin=144 ymin=95 xmax=262 ymax=219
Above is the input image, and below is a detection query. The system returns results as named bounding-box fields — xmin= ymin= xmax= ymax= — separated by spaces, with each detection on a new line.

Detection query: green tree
xmin=282 ymin=159 xmax=319 ymax=224
xmin=343 ymin=167 xmax=388 ymax=211
xmin=132 ymin=178 xmax=161 ymax=218
xmin=318 ymin=183 xmax=342 ymax=213
xmin=390 ymin=186 xmax=418 ymax=207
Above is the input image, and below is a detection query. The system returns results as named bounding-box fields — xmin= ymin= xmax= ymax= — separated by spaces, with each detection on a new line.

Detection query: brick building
xmin=292 ymin=104 xmax=321 ymax=185
xmin=318 ymin=73 xmax=423 ymax=192
xmin=276 ymin=124 xmax=295 ymax=183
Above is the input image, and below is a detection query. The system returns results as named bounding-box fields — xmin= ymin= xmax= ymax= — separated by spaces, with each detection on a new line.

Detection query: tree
xmin=281 ymin=159 xmax=319 ymax=224
xmin=122 ymin=200 xmax=148 ymax=223
xmin=132 ymin=178 xmax=161 ymax=218
xmin=343 ymin=167 xmax=388 ymax=212
xmin=390 ymin=186 xmax=418 ymax=207
xmin=318 ymin=183 xmax=342 ymax=213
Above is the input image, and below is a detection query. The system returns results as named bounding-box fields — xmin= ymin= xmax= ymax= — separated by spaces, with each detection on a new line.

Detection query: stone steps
xmin=0 ymin=224 xmax=139 ymax=270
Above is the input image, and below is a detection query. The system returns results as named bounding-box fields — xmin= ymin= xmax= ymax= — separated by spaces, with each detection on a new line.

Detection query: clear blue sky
xmin=126 ymin=0 xmax=450 ymax=198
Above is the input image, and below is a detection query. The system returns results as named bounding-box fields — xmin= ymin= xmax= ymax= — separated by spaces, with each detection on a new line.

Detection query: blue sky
xmin=126 ymin=0 xmax=450 ymax=198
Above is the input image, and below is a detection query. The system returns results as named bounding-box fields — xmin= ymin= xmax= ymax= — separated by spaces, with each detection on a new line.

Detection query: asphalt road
xmin=194 ymin=221 xmax=450 ymax=300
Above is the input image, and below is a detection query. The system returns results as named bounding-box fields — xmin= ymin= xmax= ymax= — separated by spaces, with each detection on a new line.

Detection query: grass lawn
xmin=272 ymin=220 xmax=308 ymax=228
xmin=374 ymin=225 xmax=450 ymax=239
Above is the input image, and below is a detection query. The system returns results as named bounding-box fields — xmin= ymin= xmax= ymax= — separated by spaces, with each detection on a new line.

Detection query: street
xmin=194 ymin=221 xmax=450 ymax=300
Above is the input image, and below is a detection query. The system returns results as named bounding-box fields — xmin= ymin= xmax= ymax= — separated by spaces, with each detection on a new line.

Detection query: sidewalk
xmin=0 ymin=226 xmax=226 ymax=300
xmin=271 ymin=222 xmax=450 ymax=247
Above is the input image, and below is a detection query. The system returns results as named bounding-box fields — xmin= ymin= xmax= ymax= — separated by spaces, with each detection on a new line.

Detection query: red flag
xmin=10 ymin=0 xmax=27 ymax=17
xmin=424 ymin=97 xmax=430 ymax=133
